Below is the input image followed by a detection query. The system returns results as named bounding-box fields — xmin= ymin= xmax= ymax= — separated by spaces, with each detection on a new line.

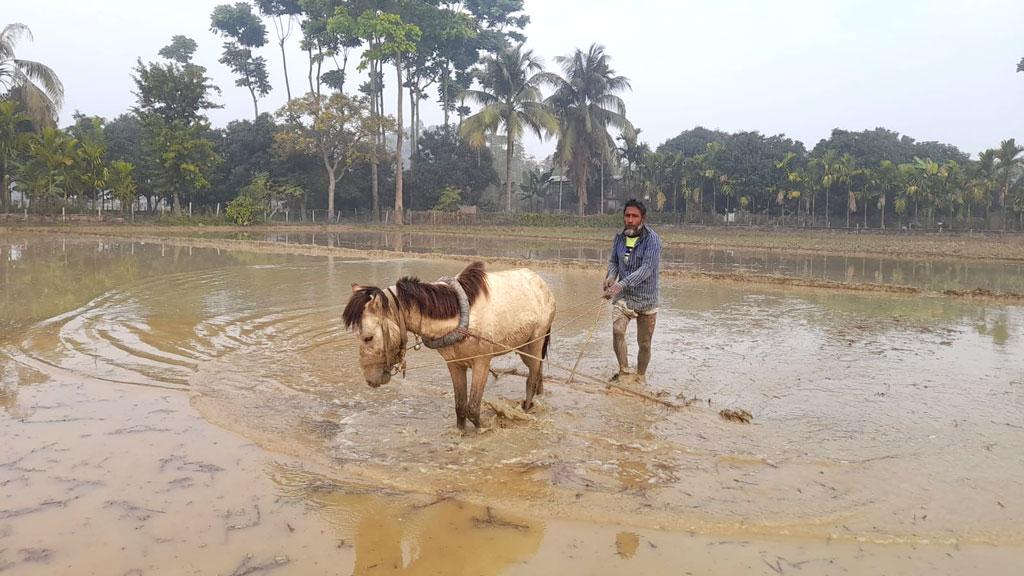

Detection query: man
xmin=602 ymin=199 xmax=662 ymax=382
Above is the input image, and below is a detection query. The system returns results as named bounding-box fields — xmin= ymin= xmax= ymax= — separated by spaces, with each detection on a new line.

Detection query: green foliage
xmin=107 ymin=160 xmax=137 ymax=211
xmin=406 ymin=126 xmax=497 ymax=209
xmin=158 ymin=35 xmax=198 ymax=63
xmin=0 ymin=100 xmax=32 ymax=208
xmin=356 ymin=12 xmax=421 ymax=65
xmin=0 ymin=23 xmax=64 ymax=127
xmin=226 ymin=191 xmax=261 ymax=225
xmin=227 ymin=172 xmax=302 ymax=225
xmin=210 ymin=3 xmax=268 ymax=47
xmin=460 ymin=44 xmax=557 ymax=212
xmin=133 ymin=43 xmax=222 ymax=213
xmin=548 ymin=43 xmax=634 ymax=215
xmin=432 ymin=186 xmax=461 ymax=211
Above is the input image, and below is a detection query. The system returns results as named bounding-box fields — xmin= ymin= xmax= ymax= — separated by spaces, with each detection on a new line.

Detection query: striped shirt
xmin=607 ymin=225 xmax=662 ymax=311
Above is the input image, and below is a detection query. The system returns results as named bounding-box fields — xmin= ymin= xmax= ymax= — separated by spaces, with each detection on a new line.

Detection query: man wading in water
xmin=602 ymin=199 xmax=663 ymax=383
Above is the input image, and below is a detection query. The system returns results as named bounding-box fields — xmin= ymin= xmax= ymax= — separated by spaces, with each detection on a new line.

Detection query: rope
xmin=567 ymin=298 xmax=605 ymax=385
xmin=396 ymin=296 xmax=682 ymax=409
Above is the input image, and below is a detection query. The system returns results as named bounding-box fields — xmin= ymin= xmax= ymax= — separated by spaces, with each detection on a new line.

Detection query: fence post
xmin=62 ymin=206 xmax=66 ymax=223
xmin=216 ymin=203 xmax=220 ymax=216
xmin=189 ymin=202 xmax=193 ymax=218
xmin=312 ymin=209 xmax=316 ymax=222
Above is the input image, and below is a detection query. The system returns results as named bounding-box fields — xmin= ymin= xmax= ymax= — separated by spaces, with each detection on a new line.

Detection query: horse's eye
xmin=363 ymin=335 xmax=374 ymax=343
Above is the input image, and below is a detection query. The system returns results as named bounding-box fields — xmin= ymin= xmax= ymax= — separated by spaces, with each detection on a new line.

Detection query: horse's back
xmin=470 ymin=267 xmax=555 ymax=344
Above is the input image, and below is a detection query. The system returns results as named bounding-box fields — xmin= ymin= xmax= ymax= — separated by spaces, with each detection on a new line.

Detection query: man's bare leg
xmin=612 ymin=316 xmax=630 ymax=377
xmin=636 ymin=313 xmax=657 ymax=377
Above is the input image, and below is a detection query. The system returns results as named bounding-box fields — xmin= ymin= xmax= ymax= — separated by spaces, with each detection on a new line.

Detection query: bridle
xmin=381 ymin=287 xmax=409 ymax=376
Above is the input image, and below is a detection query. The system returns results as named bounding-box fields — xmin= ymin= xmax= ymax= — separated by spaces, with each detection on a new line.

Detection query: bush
xmin=226 ymin=194 xmax=261 ymax=226
xmin=432 ymin=186 xmax=462 ymax=211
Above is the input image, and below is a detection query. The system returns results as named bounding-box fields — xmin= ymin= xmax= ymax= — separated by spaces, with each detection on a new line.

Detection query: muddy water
xmin=243 ymin=230 xmax=1024 ymax=293
xmin=2 ymin=233 xmax=1024 ymax=575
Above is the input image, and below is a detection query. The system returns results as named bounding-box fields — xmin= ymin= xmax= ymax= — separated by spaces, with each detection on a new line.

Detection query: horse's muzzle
xmin=366 ymin=370 xmax=391 ymax=388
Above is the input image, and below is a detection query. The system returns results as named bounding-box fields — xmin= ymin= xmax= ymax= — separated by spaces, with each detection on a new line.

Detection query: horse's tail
xmin=542 ymin=328 xmax=551 ymax=359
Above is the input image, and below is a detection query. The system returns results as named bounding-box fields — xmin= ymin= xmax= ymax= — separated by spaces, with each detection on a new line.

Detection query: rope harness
xmin=420 ymin=276 xmax=470 ymax=349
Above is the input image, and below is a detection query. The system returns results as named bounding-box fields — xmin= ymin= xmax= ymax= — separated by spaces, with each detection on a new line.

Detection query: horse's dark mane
xmin=343 ymin=286 xmax=389 ymax=329
xmin=396 ymin=261 xmax=489 ymax=320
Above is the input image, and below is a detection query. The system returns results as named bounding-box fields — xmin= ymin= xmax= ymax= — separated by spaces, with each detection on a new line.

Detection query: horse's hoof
xmin=521 ymin=400 xmax=533 ymax=412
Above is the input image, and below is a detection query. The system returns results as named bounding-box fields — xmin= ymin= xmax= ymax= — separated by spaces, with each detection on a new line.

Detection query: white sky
xmin=6 ymin=0 xmax=1024 ymax=159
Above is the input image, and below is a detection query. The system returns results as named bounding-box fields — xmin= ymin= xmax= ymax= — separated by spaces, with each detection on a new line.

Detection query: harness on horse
xmin=383 ymin=276 xmax=470 ymax=375
xmin=420 ymin=275 xmax=470 ymax=349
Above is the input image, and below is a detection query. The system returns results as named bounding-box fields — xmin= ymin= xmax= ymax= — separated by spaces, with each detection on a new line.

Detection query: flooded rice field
xmin=2 ymin=232 xmax=1023 ymax=575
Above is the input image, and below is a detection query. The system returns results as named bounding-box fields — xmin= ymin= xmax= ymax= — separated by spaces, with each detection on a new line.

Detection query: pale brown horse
xmin=343 ymin=262 xmax=556 ymax=429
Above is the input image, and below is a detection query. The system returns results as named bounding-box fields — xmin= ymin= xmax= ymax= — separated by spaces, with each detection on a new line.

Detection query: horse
xmin=342 ymin=261 xmax=556 ymax=429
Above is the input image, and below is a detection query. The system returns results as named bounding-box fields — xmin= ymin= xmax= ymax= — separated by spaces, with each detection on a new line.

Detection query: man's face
xmin=623 ymin=206 xmax=644 ymax=235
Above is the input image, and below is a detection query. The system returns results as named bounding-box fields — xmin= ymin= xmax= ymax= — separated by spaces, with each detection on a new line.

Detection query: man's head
xmin=623 ymin=199 xmax=646 ymax=237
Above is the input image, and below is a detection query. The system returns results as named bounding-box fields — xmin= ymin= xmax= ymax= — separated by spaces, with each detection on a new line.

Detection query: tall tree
xmin=211 ymin=3 xmax=272 ymax=119
xmin=0 ymin=23 xmax=64 ymax=128
xmin=461 ymin=44 xmax=558 ymax=213
xmin=994 ymin=138 xmax=1022 ymax=211
xmin=274 ymin=92 xmax=390 ymax=219
xmin=548 ymin=44 xmax=634 ymax=216
xmin=254 ymin=0 xmax=302 ymax=101
xmin=357 ymin=11 xmax=420 ymax=225
xmin=132 ymin=37 xmax=222 ymax=214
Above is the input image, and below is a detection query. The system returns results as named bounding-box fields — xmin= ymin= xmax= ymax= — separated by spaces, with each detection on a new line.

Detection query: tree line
xmin=1 ymin=8 xmax=1023 ymax=229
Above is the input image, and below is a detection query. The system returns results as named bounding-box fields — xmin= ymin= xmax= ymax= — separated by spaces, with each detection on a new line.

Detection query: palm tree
xmin=548 ymin=44 xmax=634 ymax=216
xmin=812 ymin=149 xmax=841 ymax=228
xmin=874 ymin=160 xmax=899 ymax=229
xmin=18 ymin=127 xmax=77 ymax=208
xmin=0 ymin=100 xmax=31 ymax=210
xmin=702 ymin=141 xmax=723 ymax=220
xmin=837 ymin=153 xmax=856 ymax=228
xmin=518 ymin=167 xmax=552 ymax=212
xmin=461 ymin=44 xmax=558 ymax=213
xmin=994 ymin=138 xmax=1022 ymax=214
xmin=0 ymin=24 xmax=64 ymax=127
xmin=970 ymin=149 xmax=998 ymax=226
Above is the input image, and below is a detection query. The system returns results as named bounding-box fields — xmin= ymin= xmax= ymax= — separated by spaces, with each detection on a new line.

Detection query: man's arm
xmin=615 ymin=234 xmax=662 ymax=289
xmin=603 ymin=237 xmax=619 ymax=290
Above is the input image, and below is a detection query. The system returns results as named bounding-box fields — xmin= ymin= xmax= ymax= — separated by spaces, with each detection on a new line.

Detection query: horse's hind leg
xmin=448 ymin=364 xmax=468 ymax=429
xmin=519 ymin=338 xmax=545 ymax=411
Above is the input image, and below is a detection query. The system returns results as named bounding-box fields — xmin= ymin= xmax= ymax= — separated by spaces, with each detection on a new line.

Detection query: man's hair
xmin=624 ymin=198 xmax=647 ymax=217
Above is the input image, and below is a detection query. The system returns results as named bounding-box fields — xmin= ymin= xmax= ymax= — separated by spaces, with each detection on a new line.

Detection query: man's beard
xmin=624 ymin=224 xmax=643 ymax=237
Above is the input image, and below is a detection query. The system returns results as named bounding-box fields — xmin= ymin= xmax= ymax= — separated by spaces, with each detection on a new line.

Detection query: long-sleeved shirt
xmin=606 ymin=225 xmax=662 ymax=311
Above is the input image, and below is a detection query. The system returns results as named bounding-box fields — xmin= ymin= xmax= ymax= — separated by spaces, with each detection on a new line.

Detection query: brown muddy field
xmin=2 ymin=231 xmax=1023 ymax=575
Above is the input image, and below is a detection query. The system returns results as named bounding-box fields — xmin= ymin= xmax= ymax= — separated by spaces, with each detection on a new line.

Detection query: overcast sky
xmin=6 ymin=0 xmax=1024 ymax=159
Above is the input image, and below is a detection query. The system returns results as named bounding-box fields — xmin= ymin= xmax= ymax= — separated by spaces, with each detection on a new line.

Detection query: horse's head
xmin=343 ymin=284 xmax=405 ymax=388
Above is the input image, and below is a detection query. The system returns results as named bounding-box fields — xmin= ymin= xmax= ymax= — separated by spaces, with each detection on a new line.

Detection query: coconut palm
xmin=994 ymin=138 xmax=1022 ymax=214
xmin=461 ymin=44 xmax=558 ymax=213
xmin=0 ymin=24 xmax=64 ymax=127
xmin=547 ymin=44 xmax=634 ymax=216
xmin=874 ymin=160 xmax=899 ymax=229
xmin=811 ymin=149 xmax=841 ymax=228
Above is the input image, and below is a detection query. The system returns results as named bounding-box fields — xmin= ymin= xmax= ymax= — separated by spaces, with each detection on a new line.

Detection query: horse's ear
xmin=351 ymin=283 xmax=365 ymax=293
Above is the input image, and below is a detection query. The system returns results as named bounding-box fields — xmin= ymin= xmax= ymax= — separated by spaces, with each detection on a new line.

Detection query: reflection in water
xmin=274 ymin=466 xmax=543 ymax=576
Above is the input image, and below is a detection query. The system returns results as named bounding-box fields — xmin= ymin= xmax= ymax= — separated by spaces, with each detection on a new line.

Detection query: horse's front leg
xmin=447 ymin=364 xmax=468 ymax=429
xmin=467 ymin=358 xmax=491 ymax=429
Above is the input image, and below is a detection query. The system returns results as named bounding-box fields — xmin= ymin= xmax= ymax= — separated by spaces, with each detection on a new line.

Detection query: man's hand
xmin=603 ymin=282 xmax=622 ymax=300
xmin=602 ymin=276 xmax=615 ymax=291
